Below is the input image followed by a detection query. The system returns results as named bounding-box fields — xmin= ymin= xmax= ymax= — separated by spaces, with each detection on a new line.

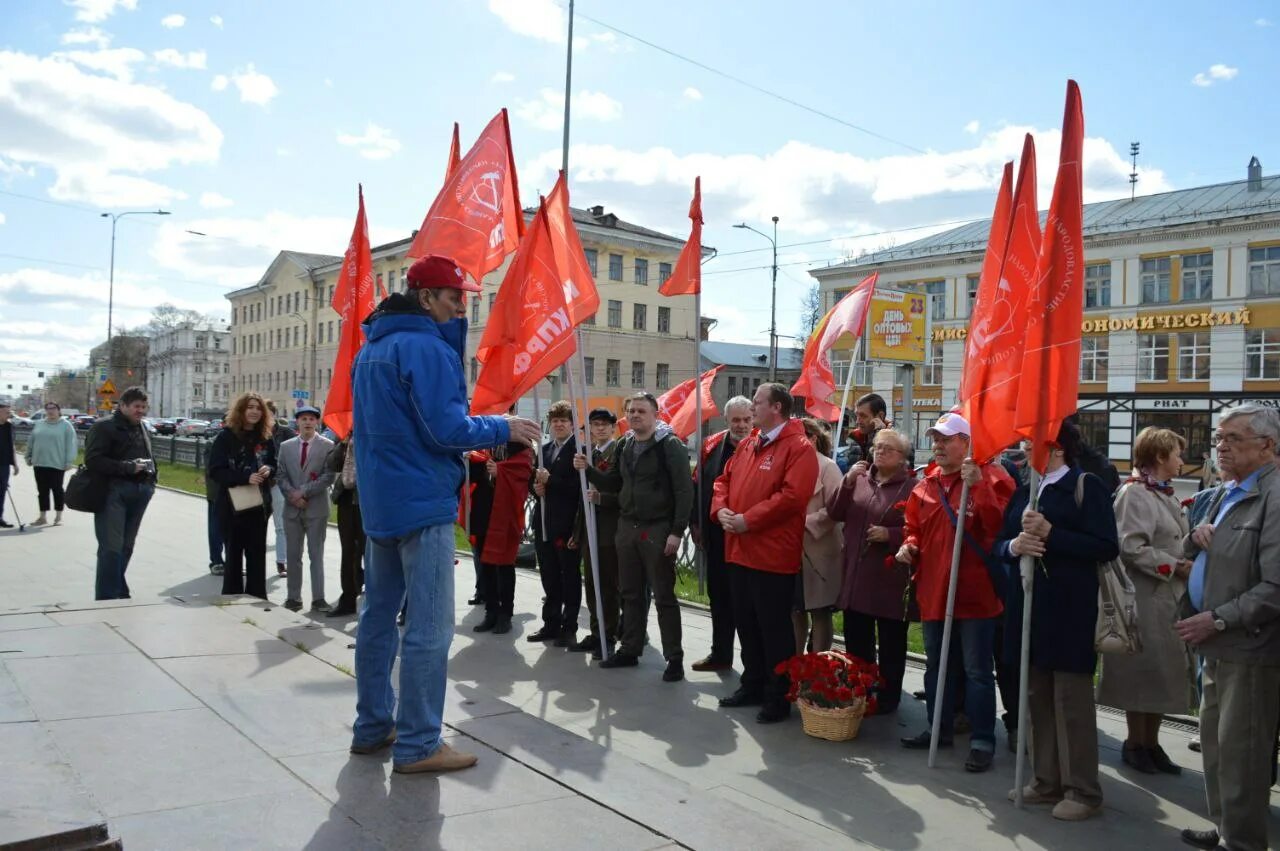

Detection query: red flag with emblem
xmin=659 ymin=177 xmax=703 ymax=296
xmin=544 ymin=171 xmax=601 ymax=327
xmin=1014 ymin=81 xmax=1086 ymax=473
xmin=445 ymin=122 xmax=461 ymax=182
xmin=471 ymin=199 xmax=577 ymax=415
xmin=658 ymin=365 xmax=724 ymax=440
xmin=407 ymin=109 xmax=524 ymax=285
xmin=323 ymin=185 xmax=376 ymax=440
xmin=960 ymin=135 xmax=1040 ymax=464
xmin=790 ymin=273 xmax=878 ymax=420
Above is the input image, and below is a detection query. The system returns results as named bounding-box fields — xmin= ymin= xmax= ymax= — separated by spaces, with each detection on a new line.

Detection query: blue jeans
xmin=94 ymin=479 xmax=155 ymax=600
xmin=207 ymin=499 xmax=224 ymax=565
xmin=353 ymin=523 xmax=454 ymax=765
xmin=923 ymin=617 xmax=997 ymax=752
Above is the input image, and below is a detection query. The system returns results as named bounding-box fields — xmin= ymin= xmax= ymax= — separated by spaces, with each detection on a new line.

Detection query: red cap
xmin=406 ymin=255 xmax=479 ymax=293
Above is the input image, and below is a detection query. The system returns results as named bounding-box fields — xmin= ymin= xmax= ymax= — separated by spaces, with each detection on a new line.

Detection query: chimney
xmin=589 ymin=205 xmax=605 ymax=217
xmin=1248 ymin=156 xmax=1263 ymax=191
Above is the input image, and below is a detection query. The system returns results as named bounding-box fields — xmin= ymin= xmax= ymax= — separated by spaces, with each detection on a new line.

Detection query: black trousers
xmin=0 ymin=463 xmax=9 ymax=520
xmin=705 ymin=541 xmax=736 ymax=663
xmin=34 ymin=466 xmax=67 ymax=512
xmin=535 ymin=539 xmax=582 ymax=633
xmin=843 ymin=611 xmax=909 ymax=709
xmin=730 ymin=564 xmax=795 ymax=708
xmin=221 ymin=508 xmax=268 ymax=599
xmin=336 ymin=498 xmax=365 ymax=609
xmin=480 ymin=562 xmax=516 ymax=619
xmin=583 ymin=543 xmax=620 ymax=642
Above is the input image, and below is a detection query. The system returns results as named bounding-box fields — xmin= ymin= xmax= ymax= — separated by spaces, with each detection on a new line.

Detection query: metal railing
xmin=12 ymin=424 xmax=216 ymax=468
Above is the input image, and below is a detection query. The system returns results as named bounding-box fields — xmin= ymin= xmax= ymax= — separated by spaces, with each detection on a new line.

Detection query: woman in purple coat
xmin=827 ymin=428 xmax=917 ymax=712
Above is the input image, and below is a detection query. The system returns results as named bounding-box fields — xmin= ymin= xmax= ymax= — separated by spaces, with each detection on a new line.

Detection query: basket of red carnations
xmin=775 ymin=650 xmax=883 ymax=741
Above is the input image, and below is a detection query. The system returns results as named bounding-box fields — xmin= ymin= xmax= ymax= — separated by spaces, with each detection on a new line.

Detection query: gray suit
xmin=277 ymin=434 xmax=335 ymax=603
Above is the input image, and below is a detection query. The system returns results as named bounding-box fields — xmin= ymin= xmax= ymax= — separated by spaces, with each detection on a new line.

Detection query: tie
xmin=758 ymin=435 xmax=769 ymax=449
xmin=300 ymin=439 xmax=309 ymax=469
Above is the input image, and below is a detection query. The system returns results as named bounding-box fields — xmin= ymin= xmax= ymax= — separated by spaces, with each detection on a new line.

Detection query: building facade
xmin=225 ymin=206 xmax=704 ymax=420
xmin=86 ymin=335 xmax=150 ymax=413
xmin=698 ymin=340 xmax=803 ymax=433
xmin=810 ymin=161 xmax=1280 ymax=471
xmin=147 ymin=326 xmax=231 ymax=419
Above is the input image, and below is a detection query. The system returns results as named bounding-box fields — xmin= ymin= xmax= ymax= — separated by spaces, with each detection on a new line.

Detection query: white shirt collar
xmin=761 ymin=422 xmax=786 ymax=443
xmin=595 ymin=438 xmax=615 ymax=453
xmin=1037 ymin=464 xmax=1070 ymax=496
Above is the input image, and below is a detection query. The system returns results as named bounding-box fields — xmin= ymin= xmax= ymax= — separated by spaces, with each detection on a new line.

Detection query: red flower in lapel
xmin=892 ymin=501 xmax=907 ymax=513
xmin=1180 ymin=497 xmax=1194 ymax=508
xmin=1156 ymin=564 xmax=1173 ymax=576
xmin=883 ymin=556 xmax=895 ymax=569
xmin=308 ymin=472 xmax=318 ymax=481
xmin=639 ymin=530 xmax=650 ymax=542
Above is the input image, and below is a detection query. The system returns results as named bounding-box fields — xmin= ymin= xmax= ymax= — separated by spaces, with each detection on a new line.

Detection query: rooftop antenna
xmin=1129 ymin=142 xmax=1141 ymax=201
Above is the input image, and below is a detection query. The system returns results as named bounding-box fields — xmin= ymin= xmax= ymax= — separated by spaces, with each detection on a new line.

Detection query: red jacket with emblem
xmin=710 ymin=418 xmax=819 ymax=574
xmin=902 ymin=462 xmax=1015 ymax=621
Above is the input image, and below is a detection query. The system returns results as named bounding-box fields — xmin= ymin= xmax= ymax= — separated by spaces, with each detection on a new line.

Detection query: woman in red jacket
xmin=711 ymin=383 xmax=818 ymax=724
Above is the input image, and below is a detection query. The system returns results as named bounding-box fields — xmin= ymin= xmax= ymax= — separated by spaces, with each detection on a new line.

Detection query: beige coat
xmin=1096 ymin=481 xmax=1195 ymax=714
xmin=800 ymin=454 xmax=845 ymax=610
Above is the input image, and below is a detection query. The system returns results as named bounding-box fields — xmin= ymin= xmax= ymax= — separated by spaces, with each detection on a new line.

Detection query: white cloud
xmin=516 ymin=88 xmax=622 ymax=131
xmin=210 ymin=74 xmax=228 ymax=91
xmin=228 ymin=64 xmax=278 ymax=105
xmin=199 ymin=191 xmax=234 ymax=209
xmin=275 ymin=146 xmax=292 ymax=157
xmin=963 ymin=119 xmax=980 ymax=134
xmin=1257 ymin=17 xmax=1273 ymax=27
xmin=336 ymin=123 xmax=402 ymax=160
xmin=60 ymin=27 xmax=111 ymax=48
xmin=0 ymin=213 xmax=5 ymax=225
xmin=491 ymin=71 xmax=516 ymax=84
xmin=487 ymin=0 xmax=624 ymax=50
xmin=160 ymin=13 xmax=185 ymax=28
xmin=54 ymin=47 xmax=147 ymax=82
xmin=523 ymin=126 xmax=1172 ymax=238
xmin=150 ymin=213 xmax=401 ymax=286
xmin=209 ymin=14 xmax=224 ymax=28
xmin=0 ymin=49 xmax=223 ymax=207
xmin=66 ymin=0 xmax=137 ymax=23
xmin=1192 ymin=63 xmax=1239 ymax=87
xmin=683 ymin=87 xmax=703 ymax=101
xmin=153 ymin=48 xmax=207 ymax=70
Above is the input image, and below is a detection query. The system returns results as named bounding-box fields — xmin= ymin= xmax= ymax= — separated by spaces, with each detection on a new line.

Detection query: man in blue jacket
xmin=349 ymin=254 xmax=539 ymax=775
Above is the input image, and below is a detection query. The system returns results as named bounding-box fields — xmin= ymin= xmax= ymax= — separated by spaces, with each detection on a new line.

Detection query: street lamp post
xmin=733 ymin=216 xmax=780 ymax=381
xmin=101 ymin=210 xmax=170 ymax=383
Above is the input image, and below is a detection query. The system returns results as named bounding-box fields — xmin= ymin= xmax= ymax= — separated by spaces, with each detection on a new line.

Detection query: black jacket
xmin=532 ymin=436 xmax=582 ymax=542
xmin=0 ymin=421 xmax=15 ymax=466
xmin=84 ymin=411 xmax=156 ymax=483
xmin=691 ymin=432 xmax=739 ymax=564
xmin=586 ymin=430 xmax=693 ymax=535
xmin=995 ymin=467 xmax=1120 ymax=674
xmin=208 ymin=428 xmax=277 ymax=519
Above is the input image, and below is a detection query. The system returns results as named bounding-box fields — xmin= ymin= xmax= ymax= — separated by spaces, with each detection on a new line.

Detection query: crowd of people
xmin=11 ymin=252 xmax=1276 ymax=848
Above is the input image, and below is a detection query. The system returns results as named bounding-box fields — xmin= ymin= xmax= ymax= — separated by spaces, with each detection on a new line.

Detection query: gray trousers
xmin=1201 ymin=657 xmax=1280 ymax=851
xmin=615 ymin=520 xmax=682 ymax=662
xmin=285 ymin=512 xmax=328 ymax=603
xmin=271 ymin=487 xmax=287 ymax=564
xmin=1027 ymin=666 xmax=1102 ymax=807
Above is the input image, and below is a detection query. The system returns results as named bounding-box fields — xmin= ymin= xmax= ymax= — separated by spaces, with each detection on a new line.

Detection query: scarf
xmin=1129 ymin=468 xmax=1175 ymax=497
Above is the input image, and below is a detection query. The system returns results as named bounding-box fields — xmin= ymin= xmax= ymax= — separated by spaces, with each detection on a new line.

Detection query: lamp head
xmin=732 ymin=223 xmax=748 ymax=229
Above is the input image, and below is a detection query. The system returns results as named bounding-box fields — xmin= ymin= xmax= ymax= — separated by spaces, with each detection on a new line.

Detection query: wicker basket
xmin=798 ymin=698 xmax=866 ymax=742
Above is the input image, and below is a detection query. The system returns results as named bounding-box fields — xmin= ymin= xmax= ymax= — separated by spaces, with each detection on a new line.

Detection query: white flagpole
xmin=830 ymin=352 xmax=858 ymax=461
xmin=694 ymin=291 xmax=705 ymax=596
xmin=928 ymin=477 xmax=971 ymax=769
xmin=532 ymin=388 xmax=547 ymax=541
xmin=560 ymin=0 xmax=606 ymax=662
xmin=1012 ymin=467 xmax=1040 ymax=806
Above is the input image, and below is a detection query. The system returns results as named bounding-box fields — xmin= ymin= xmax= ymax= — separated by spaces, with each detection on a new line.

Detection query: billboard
xmin=865 ymin=289 xmax=929 ymax=364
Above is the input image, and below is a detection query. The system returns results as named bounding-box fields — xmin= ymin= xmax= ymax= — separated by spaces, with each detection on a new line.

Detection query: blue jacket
xmin=994 ymin=467 xmax=1120 ymax=674
xmin=352 ymin=295 xmax=510 ymax=539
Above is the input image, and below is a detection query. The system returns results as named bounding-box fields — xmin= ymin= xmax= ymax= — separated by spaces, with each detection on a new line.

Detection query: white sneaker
xmin=31 ymin=516 xmax=47 ymax=527
xmin=1052 ymin=799 xmax=1101 ymax=821
xmin=53 ymin=512 xmax=63 ymax=526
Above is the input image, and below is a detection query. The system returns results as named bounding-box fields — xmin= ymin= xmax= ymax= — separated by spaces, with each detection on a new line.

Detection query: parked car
xmin=178 ymin=419 xmax=211 ymax=437
xmin=73 ymin=415 xmax=96 ymax=430
xmin=152 ymin=419 xmax=177 ymax=435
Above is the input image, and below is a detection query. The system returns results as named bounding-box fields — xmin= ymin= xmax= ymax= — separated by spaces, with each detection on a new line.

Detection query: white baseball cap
xmin=926 ymin=412 xmax=971 ymax=438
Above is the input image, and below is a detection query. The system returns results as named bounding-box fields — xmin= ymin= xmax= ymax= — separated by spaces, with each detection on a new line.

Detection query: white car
xmin=178 ymin=419 xmax=211 ymax=436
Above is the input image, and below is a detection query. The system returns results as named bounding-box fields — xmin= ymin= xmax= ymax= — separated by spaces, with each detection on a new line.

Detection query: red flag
xmin=658 ymin=365 xmax=724 ymax=440
xmin=323 ymin=185 xmax=375 ymax=440
xmin=659 ymin=177 xmax=702 ymax=296
xmin=1015 ymin=81 xmax=1086 ymax=473
xmin=790 ymin=273 xmax=878 ymax=419
xmin=406 ymin=109 xmax=525 ymax=285
xmin=471 ymin=199 xmax=578 ymax=415
xmin=960 ymin=135 xmax=1040 ymax=464
xmin=544 ymin=172 xmax=601 ymax=327
xmin=445 ymin=122 xmax=461 ymax=182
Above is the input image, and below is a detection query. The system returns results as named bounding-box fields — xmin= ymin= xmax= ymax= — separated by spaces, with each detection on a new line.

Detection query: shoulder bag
xmin=1080 ymin=474 xmax=1142 ymax=655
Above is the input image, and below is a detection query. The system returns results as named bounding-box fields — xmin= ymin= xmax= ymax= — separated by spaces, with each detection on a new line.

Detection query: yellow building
xmin=224 ymin=205 xmax=702 ymax=419
xmin=810 ymin=159 xmax=1280 ymax=470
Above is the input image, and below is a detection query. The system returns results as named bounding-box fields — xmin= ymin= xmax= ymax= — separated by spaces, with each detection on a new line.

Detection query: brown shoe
xmin=392 ymin=743 xmax=478 ymax=774
xmin=349 ymin=728 xmax=396 ymax=755
xmin=691 ymin=655 xmax=732 ymax=672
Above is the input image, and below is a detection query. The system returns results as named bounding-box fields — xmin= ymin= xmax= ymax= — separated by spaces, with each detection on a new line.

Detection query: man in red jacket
xmin=896 ymin=411 xmax=1013 ymax=772
xmin=711 ymin=383 xmax=819 ymax=723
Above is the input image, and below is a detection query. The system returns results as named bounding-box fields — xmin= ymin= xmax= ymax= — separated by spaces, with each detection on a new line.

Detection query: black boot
xmin=473 ymin=613 xmax=498 ymax=633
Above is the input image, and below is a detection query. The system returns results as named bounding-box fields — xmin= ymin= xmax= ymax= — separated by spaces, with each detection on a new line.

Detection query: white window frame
xmin=1245 ymin=329 xmax=1280 ymax=380
xmin=1180 ymin=253 xmax=1213 ymax=302
xmin=1248 ymin=246 xmax=1280 ymax=296
xmin=1084 ymin=262 xmax=1111 ymax=308
xmin=1137 ymin=333 xmax=1170 ymax=382
xmin=1140 ymin=257 xmax=1172 ymax=304
xmin=1080 ymin=336 xmax=1109 ymax=383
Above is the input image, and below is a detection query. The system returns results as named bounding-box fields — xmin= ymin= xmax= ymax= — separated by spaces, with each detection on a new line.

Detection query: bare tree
xmin=799 ymin=283 xmax=823 ymax=339
xmin=138 ymin=303 xmax=216 ymax=336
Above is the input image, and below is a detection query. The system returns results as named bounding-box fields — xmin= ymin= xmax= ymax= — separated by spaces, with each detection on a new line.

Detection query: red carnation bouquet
xmin=775 ymin=650 xmax=884 ymax=716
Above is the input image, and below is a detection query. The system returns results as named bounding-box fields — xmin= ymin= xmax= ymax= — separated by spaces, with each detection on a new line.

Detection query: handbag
xmin=1076 ymin=474 xmax=1142 ymax=655
xmin=227 ymin=483 xmax=264 ymax=513
xmin=64 ymin=465 xmax=107 ymax=513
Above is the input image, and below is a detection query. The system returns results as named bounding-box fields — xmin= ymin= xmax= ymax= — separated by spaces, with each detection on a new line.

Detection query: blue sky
xmin=1 ymin=0 xmax=1277 ymax=395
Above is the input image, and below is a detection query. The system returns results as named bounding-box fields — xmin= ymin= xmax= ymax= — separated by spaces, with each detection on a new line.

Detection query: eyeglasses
xmin=1213 ymin=432 xmax=1267 ymax=447
xmin=872 ymin=445 xmax=902 ymax=454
